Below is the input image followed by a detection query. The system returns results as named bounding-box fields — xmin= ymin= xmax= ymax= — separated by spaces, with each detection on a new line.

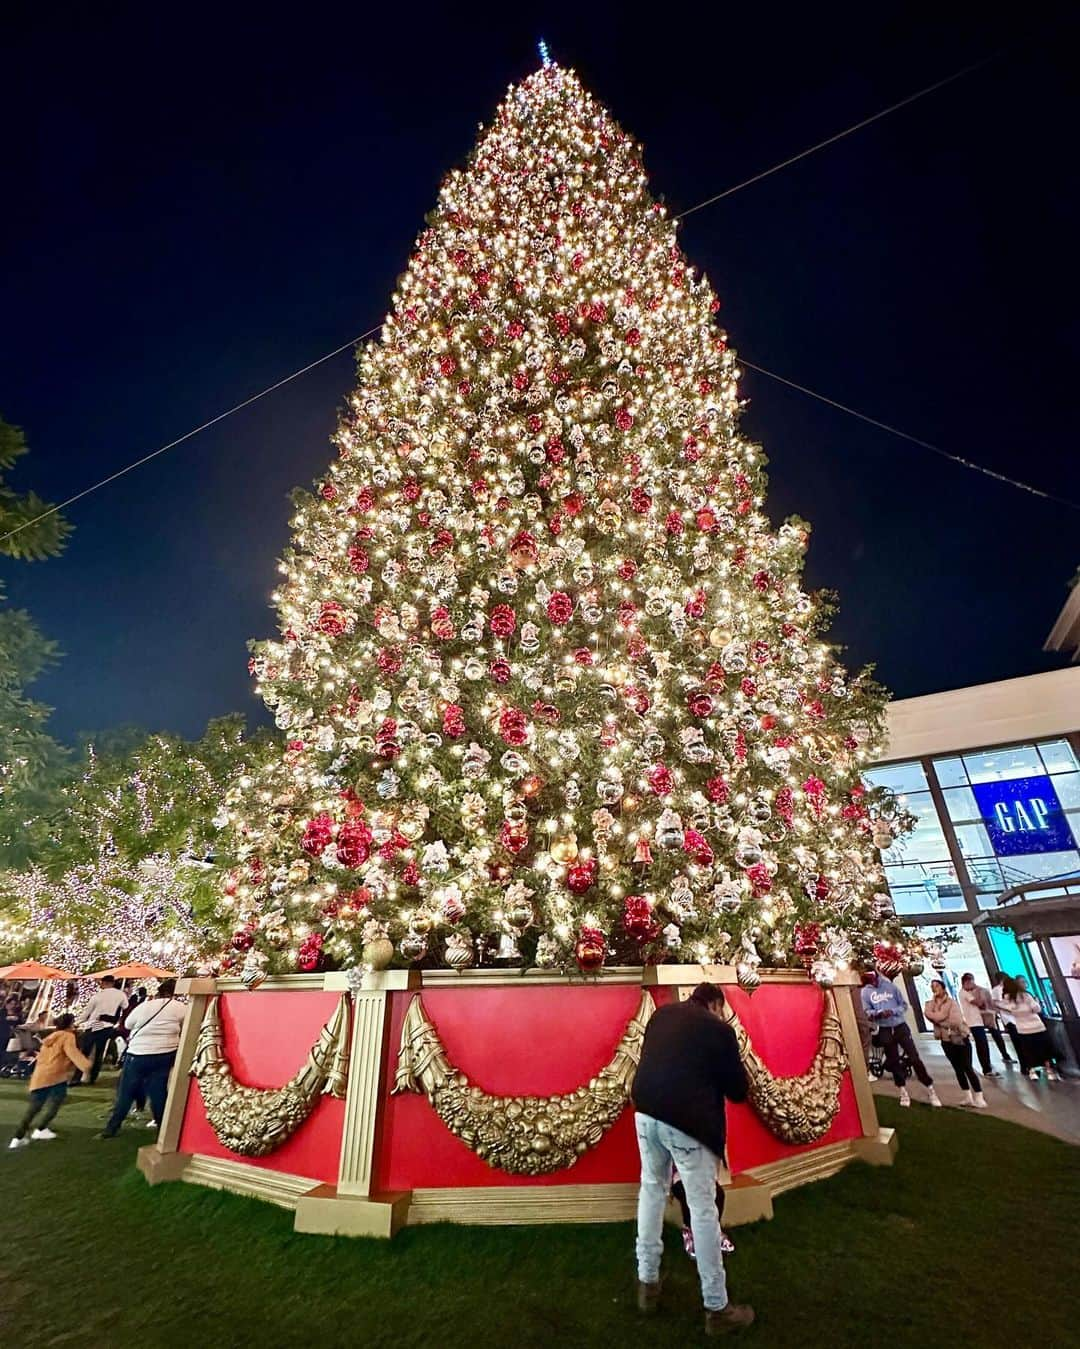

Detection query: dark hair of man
xmin=689 ymin=982 xmax=726 ymax=1010
xmin=101 ymin=975 xmax=116 ymax=987
xmin=157 ymin=978 xmax=177 ymax=998
xmin=54 ymin=1012 xmax=76 ymax=1030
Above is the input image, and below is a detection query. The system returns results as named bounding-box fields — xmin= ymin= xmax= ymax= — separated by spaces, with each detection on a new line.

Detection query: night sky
xmin=3 ymin=4 xmax=1078 ymax=744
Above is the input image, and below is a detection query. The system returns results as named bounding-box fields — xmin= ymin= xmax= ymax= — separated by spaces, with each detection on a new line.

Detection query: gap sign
xmin=971 ymin=775 xmax=1075 ymax=857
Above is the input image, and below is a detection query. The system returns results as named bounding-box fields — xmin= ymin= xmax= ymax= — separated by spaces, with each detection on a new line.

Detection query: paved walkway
xmin=871 ymin=1033 xmax=1080 ymax=1145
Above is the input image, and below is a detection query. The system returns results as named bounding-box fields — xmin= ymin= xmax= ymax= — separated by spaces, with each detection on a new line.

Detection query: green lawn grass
xmin=2 ymin=1079 xmax=1078 ymax=1347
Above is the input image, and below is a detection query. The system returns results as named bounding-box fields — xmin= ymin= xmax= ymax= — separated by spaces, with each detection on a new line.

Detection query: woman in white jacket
xmin=995 ymin=976 xmax=1061 ymax=1081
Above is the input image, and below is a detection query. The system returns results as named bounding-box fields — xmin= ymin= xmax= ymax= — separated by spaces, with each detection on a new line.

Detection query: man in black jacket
xmin=631 ymin=983 xmax=754 ymax=1335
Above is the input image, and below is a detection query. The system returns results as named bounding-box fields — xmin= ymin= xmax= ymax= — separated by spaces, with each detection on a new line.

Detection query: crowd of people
xmin=857 ymin=965 xmax=1065 ymax=1109
xmin=6 ymin=977 xmax=186 ymax=1150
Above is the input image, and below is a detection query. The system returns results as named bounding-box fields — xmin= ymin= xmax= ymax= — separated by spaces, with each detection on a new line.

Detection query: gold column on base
xmin=293 ymin=968 xmax=416 ymax=1238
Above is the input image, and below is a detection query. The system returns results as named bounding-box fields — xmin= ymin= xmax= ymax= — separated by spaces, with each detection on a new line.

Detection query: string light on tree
xmin=220 ymin=60 xmax=911 ymax=978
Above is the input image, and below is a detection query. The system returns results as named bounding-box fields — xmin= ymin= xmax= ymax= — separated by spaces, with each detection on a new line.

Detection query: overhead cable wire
xmin=0 ymin=328 xmax=379 ymax=547
xmin=739 ymin=357 xmax=1080 ymax=513
xmin=674 ymin=52 xmax=998 ymax=219
xmin=0 ymin=47 xmax=1028 ymax=545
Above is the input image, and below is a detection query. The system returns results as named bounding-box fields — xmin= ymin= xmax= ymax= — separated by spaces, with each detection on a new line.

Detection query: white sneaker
xmin=927 ymin=1088 xmax=943 ymax=1108
xmin=1046 ymin=1067 xmax=1061 ymax=1082
xmin=144 ymin=1118 xmax=159 ymax=1128
xmin=1028 ymin=1069 xmax=1041 ymax=1081
xmin=973 ymin=1092 xmax=988 ymax=1108
xmin=961 ymin=1089 xmax=974 ymax=1107
xmin=31 ymin=1128 xmax=57 ymax=1141
xmin=898 ymin=1088 xmax=911 ymax=1107
xmin=8 ymin=1137 xmax=29 ymax=1150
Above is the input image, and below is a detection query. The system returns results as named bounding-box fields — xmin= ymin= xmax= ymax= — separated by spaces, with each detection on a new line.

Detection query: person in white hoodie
xmin=995 ymin=975 xmax=1061 ymax=1081
xmin=923 ymin=979 xmax=987 ymax=1108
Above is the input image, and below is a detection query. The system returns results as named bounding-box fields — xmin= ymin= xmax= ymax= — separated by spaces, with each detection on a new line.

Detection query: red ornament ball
xmin=566 ymin=858 xmax=598 ymax=894
xmin=546 ymin=591 xmax=574 ymax=624
xmin=489 ymin=604 xmax=517 ymax=637
xmin=574 ymin=926 xmax=607 ymax=973
xmin=498 ymin=706 xmax=529 ymax=747
xmin=622 ymin=894 xmax=657 ymax=941
xmin=301 ymin=813 xmax=335 ymax=857
xmin=336 ymin=820 xmax=373 ymax=869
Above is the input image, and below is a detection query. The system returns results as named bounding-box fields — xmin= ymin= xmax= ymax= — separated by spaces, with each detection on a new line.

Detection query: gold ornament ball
xmin=550 ymin=834 xmax=580 ymax=864
xmin=710 ymin=628 xmax=733 ymax=649
xmin=361 ymin=937 xmax=395 ymax=971
xmin=287 ymin=859 xmax=310 ymax=885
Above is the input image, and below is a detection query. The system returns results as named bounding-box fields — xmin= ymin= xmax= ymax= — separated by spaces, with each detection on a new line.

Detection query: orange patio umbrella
xmin=88 ymin=962 xmax=176 ymax=980
xmin=0 ymin=960 xmax=78 ymax=981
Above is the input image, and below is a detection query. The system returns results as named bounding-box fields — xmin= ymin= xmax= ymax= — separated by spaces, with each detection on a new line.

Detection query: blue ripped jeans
xmin=634 ymin=1112 xmax=727 ymax=1311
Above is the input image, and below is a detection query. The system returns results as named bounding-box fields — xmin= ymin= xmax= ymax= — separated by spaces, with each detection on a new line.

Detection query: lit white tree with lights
xmin=220 ymin=60 xmax=908 ymax=980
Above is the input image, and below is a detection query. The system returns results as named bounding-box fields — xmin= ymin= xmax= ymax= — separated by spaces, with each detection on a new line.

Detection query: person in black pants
xmin=76 ymin=976 xmax=128 ymax=1084
xmin=99 ymin=980 xmax=186 ymax=1139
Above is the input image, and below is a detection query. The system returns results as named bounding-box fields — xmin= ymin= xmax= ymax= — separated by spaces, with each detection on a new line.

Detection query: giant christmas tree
xmin=221 ymin=60 xmax=908 ymax=981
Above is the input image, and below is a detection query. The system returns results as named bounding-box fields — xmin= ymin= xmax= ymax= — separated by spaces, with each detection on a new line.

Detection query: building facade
xmin=868 ymin=668 xmax=1080 ymax=1056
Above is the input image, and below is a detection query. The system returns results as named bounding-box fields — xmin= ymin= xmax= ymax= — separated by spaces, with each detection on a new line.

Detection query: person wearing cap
xmin=631 ymin=982 xmax=754 ymax=1336
xmin=860 ymin=969 xmax=941 ymax=1108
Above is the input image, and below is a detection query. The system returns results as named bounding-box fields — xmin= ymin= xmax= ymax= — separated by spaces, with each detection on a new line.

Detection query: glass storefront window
xmin=911 ymin=924 xmax=991 ymax=1005
xmin=933 ymin=757 xmax=969 ymax=788
xmin=869 ymin=738 xmax=1080 ymax=920
xmin=883 ymin=861 xmax=967 ymax=914
xmin=960 ymin=745 xmax=1045 ymax=783
xmin=943 ymin=786 xmax=979 ymax=821
xmin=1049 ymin=934 xmax=1080 ymax=1016
xmin=863 ymin=761 xmax=930 ymax=795
xmin=1038 ymin=740 xmax=1079 ymax=774
xmin=952 ymin=822 xmax=993 ymax=861
xmin=892 ymin=793 xmax=951 ymax=864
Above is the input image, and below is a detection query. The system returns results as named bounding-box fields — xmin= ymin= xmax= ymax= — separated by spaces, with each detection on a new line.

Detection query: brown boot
xmin=636 ymin=1280 xmax=661 ymax=1314
xmin=705 ymin=1303 xmax=755 ymax=1335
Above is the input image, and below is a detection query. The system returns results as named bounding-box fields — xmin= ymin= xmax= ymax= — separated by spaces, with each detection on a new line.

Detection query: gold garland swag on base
xmin=393 ymin=986 xmax=848 ymax=1172
xmin=191 ymin=995 xmax=350 ymax=1156
xmin=393 ymin=989 xmax=656 ymax=1175
xmin=723 ymin=990 xmax=847 ymax=1144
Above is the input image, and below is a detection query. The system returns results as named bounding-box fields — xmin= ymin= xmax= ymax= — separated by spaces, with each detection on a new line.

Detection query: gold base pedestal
xmin=141 ymin=967 xmax=896 ymax=1237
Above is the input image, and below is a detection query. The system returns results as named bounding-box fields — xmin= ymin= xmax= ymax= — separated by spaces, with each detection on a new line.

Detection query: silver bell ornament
xmin=399 ymin=930 xmax=429 ymax=963
xmin=871 ymin=892 xmax=896 ymax=919
xmin=736 ymin=961 xmax=761 ymax=993
xmin=240 ymin=953 xmax=267 ymax=991
xmin=656 ymin=808 xmax=684 ymax=849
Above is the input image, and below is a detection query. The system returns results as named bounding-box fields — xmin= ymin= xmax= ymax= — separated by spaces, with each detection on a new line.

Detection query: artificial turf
xmin=1 ymin=1079 xmax=1078 ymax=1347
